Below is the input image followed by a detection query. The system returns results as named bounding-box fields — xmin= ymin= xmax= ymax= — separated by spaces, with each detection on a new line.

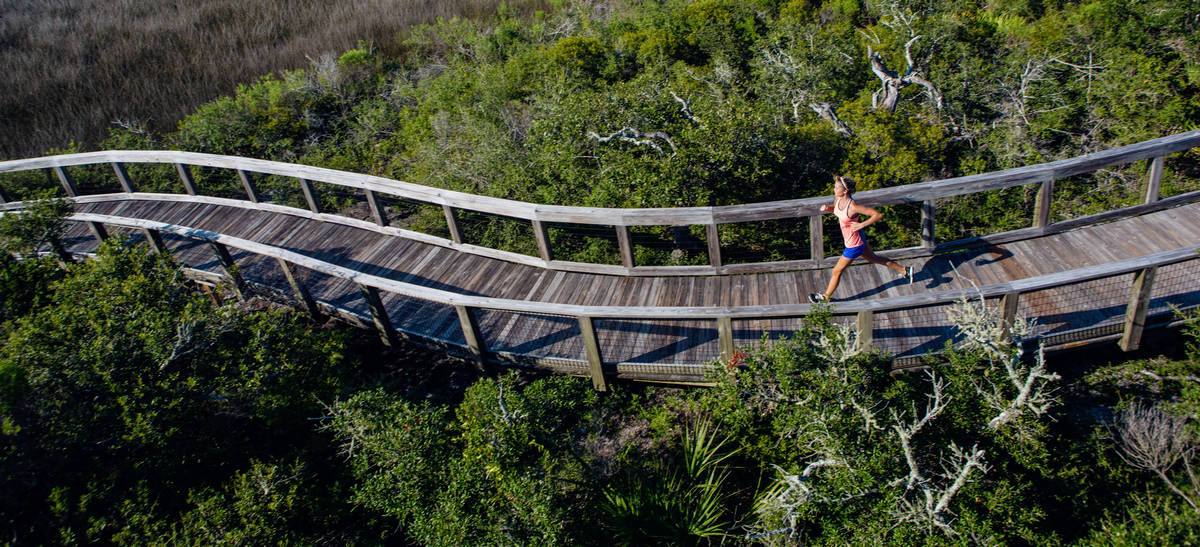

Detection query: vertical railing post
xmin=856 ymin=310 xmax=874 ymax=352
xmin=809 ymin=215 xmax=823 ymax=266
xmin=48 ymin=236 xmax=74 ymax=265
xmin=237 ymin=169 xmax=260 ymax=203
xmin=616 ymin=225 xmax=635 ymax=270
xmin=276 ymin=257 xmax=321 ymax=319
xmin=456 ymin=305 xmax=489 ymax=372
xmin=1119 ymin=267 xmax=1158 ymax=351
xmin=706 ymin=223 xmax=723 ymax=271
xmin=443 ymin=205 xmax=463 ymax=244
xmin=1000 ymin=291 xmax=1020 ymax=341
xmin=532 ymin=219 xmax=553 ymax=262
xmin=140 ymin=228 xmax=167 ymax=254
xmin=112 ymin=162 xmax=135 ymax=193
xmin=1033 ymin=175 xmax=1054 ymax=229
xmin=176 ymin=164 xmax=198 ymax=195
xmin=87 ymin=222 xmax=109 ymax=243
xmin=364 ymin=189 xmax=387 ymax=227
xmin=1143 ymin=155 xmax=1164 ymax=204
xmin=299 ymin=179 xmax=321 ymax=213
xmin=53 ymin=166 xmax=79 ymax=197
xmin=717 ymin=316 xmax=734 ymax=363
xmin=578 ymin=316 xmax=607 ymax=392
xmin=359 ymin=284 xmax=399 ymax=347
xmin=921 ymin=200 xmax=936 ymax=249
xmin=209 ymin=241 xmax=247 ymax=301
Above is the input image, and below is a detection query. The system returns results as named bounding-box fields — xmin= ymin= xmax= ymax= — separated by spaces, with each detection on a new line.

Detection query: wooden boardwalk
xmin=55 ymin=196 xmax=1200 ymax=381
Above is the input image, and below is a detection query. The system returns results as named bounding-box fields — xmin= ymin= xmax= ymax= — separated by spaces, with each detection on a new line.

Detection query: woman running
xmin=808 ymin=175 xmax=913 ymax=303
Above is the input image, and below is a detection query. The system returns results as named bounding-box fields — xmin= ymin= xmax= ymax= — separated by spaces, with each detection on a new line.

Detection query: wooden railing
xmin=2 ymin=129 xmax=1198 ymax=276
xmin=25 ymin=211 xmax=1199 ymax=388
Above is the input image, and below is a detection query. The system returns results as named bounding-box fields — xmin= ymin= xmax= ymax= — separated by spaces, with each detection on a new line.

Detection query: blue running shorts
xmin=842 ymin=244 xmax=865 ymax=259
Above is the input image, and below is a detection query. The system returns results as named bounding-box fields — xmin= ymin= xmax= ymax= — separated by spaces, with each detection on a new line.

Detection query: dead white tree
xmin=977 ymin=345 xmax=1060 ymax=432
xmin=588 ymin=126 xmax=677 ymax=155
xmin=892 ymin=442 xmax=989 ymax=535
xmin=867 ymin=39 xmax=943 ymax=113
xmin=1113 ymin=404 xmax=1199 ymax=512
xmin=758 ymin=47 xmax=854 ymax=135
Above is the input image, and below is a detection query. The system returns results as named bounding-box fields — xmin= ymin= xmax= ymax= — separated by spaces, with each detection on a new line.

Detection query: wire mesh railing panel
xmin=58 ymin=221 xmax=101 ymax=255
xmin=379 ymin=291 xmax=464 ymax=347
xmin=718 ymin=217 xmax=811 ymax=265
xmin=311 ymin=180 xmax=372 ymax=222
xmin=935 ymin=186 xmax=1036 ymax=242
xmin=292 ymin=267 xmax=369 ymax=317
xmin=230 ymin=249 xmax=288 ymax=291
xmin=454 ymin=210 xmax=538 ymax=257
xmin=474 ymin=309 xmax=587 ymax=370
xmin=65 ymin=164 xmax=122 ymax=195
xmin=375 ymin=194 xmax=451 ymax=239
xmin=1051 ymin=171 xmax=1143 ymax=224
xmin=191 ymin=167 xmax=253 ymax=201
xmin=731 ymin=314 xmax=858 ymax=349
xmin=1157 ymin=151 xmax=1200 ymax=199
xmin=122 ymin=163 xmax=180 ymax=194
xmin=863 ymin=202 xmax=922 ymax=252
xmin=1018 ymin=272 xmax=1134 ymax=343
xmin=546 ymin=222 xmax=622 ymax=265
xmin=872 ymin=303 xmax=962 ymax=358
xmin=1148 ymin=259 xmax=1200 ymax=320
xmin=254 ymin=175 xmax=307 ymax=210
xmin=0 ymin=169 xmax=63 ymax=200
xmin=631 ymin=225 xmax=710 ymax=267
xmin=594 ymin=318 xmax=720 ymax=368
xmin=158 ymin=233 xmax=221 ymax=274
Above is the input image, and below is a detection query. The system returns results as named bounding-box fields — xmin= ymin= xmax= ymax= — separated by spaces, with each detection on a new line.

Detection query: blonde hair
xmin=836 ymin=175 xmax=857 ymax=196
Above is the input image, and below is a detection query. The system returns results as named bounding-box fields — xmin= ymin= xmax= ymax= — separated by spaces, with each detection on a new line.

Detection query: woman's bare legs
xmin=821 ymin=256 xmax=854 ymax=299
xmin=861 ymin=243 xmax=906 ymax=274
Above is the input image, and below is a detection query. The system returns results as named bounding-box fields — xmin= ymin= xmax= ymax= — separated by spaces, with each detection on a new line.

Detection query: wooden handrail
xmin=2 ymin=129 xmax=1198 ymax=275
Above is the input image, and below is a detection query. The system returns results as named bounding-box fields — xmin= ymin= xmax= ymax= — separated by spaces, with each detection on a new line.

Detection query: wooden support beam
xmin=176 ymin=164 xmax=198 ymax=195
xmin=54 ymin=166 xmax=79 ymax=197
xmin=0 ymin=186 xmax=8 ymax=203
xmin=209 ymin=241 xmax=247 ymax=301
xmin=809 ymin=215 xmax=823 ymax=266
xmin=359 ymin=284 xmax=399 ymax=347
xmin=1033 ymin=176 xmax=1054 ymax=229
xmin=706 ymin=223 xmax=723 ymax=270
xmin=87 ymin=221 xmax=109 ymax=243
xmin=1119 ymin=267 xmax=1158 ymax=351
xmin=456 ymin=305 xmax=489 ymax=372
xmin=921 ymin=200 xmax=936 ymax=249
xmin=276 ymin=257 xmax=321 ymax=319
xmin=856 ymin=310 xmax=874 ymax=352
xmin=299 ymin=178 xmax=321 ymax=213
xmin=48 ymin=237 xmax=74 ymax=265
xmin=111 ymin=162 xmax=135 ymax=193
xmin=443 ymin=205 xmax=463 ymax=244
xmin=140 ymin=227 xmax=167 ymax=254
xmin=364 ymin=189 xmax=387 ymax=226
xmin=616 ymin=225 xmax=634 ymax=269
xmin=1000 ymin=291 xmax=1020 ymax=340
xmin=578 ymin=316 xmax=607 ymax=392
xmin=717 ymin=316 xmax=734 ymax=363
xmin=532 ymin=219 xmax=552 ymax=262
xmin=1144 ymin=155 xmax=1164 ymax=204
xmin=237 ymin=169 xmax=260 ymax=203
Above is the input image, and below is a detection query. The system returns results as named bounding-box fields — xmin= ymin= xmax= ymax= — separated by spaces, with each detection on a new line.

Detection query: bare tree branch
xmin=588 ymin=126 xmax=677 ymax=155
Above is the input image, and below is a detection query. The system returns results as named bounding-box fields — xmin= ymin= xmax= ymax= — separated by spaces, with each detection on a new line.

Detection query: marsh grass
xmin=0 ymin=0 xmax=550 ymax=160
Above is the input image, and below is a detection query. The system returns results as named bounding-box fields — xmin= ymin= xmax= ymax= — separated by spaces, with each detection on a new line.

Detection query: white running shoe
xmin=808 ymin=293 xmax=827 ymax=303
xmin=900 ymin=266 xmax=914 ymax=284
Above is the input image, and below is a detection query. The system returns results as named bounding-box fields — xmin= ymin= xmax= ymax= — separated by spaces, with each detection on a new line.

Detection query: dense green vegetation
xmin=3 ymin=0 xmax=1200 ymax=543
xmin=1 ymin=201 xmax=1198 ymax=544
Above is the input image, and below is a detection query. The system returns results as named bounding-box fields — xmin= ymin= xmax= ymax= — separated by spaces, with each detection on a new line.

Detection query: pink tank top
xmin=835 ymin=197 xmax=864 ymax=248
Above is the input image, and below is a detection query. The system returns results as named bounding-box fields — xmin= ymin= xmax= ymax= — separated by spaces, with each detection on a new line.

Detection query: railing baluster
xmin=140 ymin=227 xmax=167 ymax=254
xmin=87 ymin=222 xmax=109 ymax=243
xmin=176 ymin=164 xmax=198 ymax=195
xmin=1000 ymin=291 xmax=1020 ymax=340
xmin=856 ymin=310 xmax=874 ymax=352
xmin=299 ymin=178 xmax=320 ymax=213
xmin=237 ymin=169 xmax=260 ymax=203
xmin=209 ymin=241 xmax=247 ymax=301
xmin=359 ymin=284 xmax=399 ymax=347
xmin=809 ymin=215 xmax=823 ymax=266
xmin=717 ymin=316 xmax=734 ymax=363
xmin=364 ymin=189 xmax=387 ymax=226
xmin=112 ymin=162 xmax=135 ymax=193
xmin=578 ymin=316 xmax=607 ymax=392
xmin=921 ymin=200 xmax=936 ymax=249
xmin=456 ymin=305 xmax=489 ymax=372
xmin=53 ymin=166 xmax=79 ymax=197
xmin=443 ymin=205 xmax=463 ymax=244
xmin=277 ymin=257 xmax=321 ymax=319
xmin=706 ymin=223 xmax=723 ymax=270
xmin=1144 ymin=155 xmax=1164 ymax=204
xmin=532 ymin=219 xmax=552 ymax=262
xmin=616 ymin=225 xmax=634 ymax=269
xmin=1119 ymin=267 xmax=1158 ymax=351
xmin=1033 ymin=175 xmax=1054 ymax=229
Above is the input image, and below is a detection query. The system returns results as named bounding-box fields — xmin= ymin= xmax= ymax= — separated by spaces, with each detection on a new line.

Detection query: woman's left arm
xmin=848 ymin=202 xmax=883 ymax=232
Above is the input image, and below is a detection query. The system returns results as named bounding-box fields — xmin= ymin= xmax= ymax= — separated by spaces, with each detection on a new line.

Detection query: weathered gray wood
xmin=140 ymin=227 xmax=167 ymax=254
xmin=112 ymin=162 xmax=135 ymax=193
xmin=616 ymin=225 xmax=634 ymax=269
xmin=87 ymin=221 xmax=108 ymax=243
xmin=359 ymin=284 xmax=399 ymax=347
xmin=456 ymin=305 xmax=489 ymax=372
xmin=717 ymin=316 xmax=734 ymax=363
xmin=1000 ymin=291 xmax=1020 ymax=340
xmin=48 ymin=237 xmax=74 ymax=264
xmin=299 ymin=178 xmax=320 ymax=213
xmin=1144 ymin=156 xmax=1164 ymax=204
xmin=443 ymin=205 xmax=463 ymax=244
xmin=237 ymin=169 xmax=260 ymax=203
xmin=276 ymin=257 xmax=320 ymax=319
xmin=209 ymin=241 xmax=247 ymax=301
xmin=54 ymin=166 xmax=79 ymax=197
xmin=364 ymin=189 xmax=386 ymax=226
xmin=1033 ymin=176 xmax=1054 ymax=228
xmin=856 ymin=310 xmax=874 ymax=351
xmin=921 ymin=200 xmax=936 ymax=248
xmin=532 ymin=219 xmax=552 ymax=262
xmin=1119 ymin=266 xmax=1157 ymax=351
xmin=809 ymin=215 xmax=823 ymax=265
xmin=578 ymin=316 xmax=607 ymax=391
xmin=706 ymin=223 xmax=723 ymax=269
xmin=176 ymin=163 xmax=198 ymax=195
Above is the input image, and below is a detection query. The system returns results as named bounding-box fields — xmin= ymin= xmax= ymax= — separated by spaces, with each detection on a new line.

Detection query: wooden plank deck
xmin=57 ymin=197 xmax=1200 ymax=378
